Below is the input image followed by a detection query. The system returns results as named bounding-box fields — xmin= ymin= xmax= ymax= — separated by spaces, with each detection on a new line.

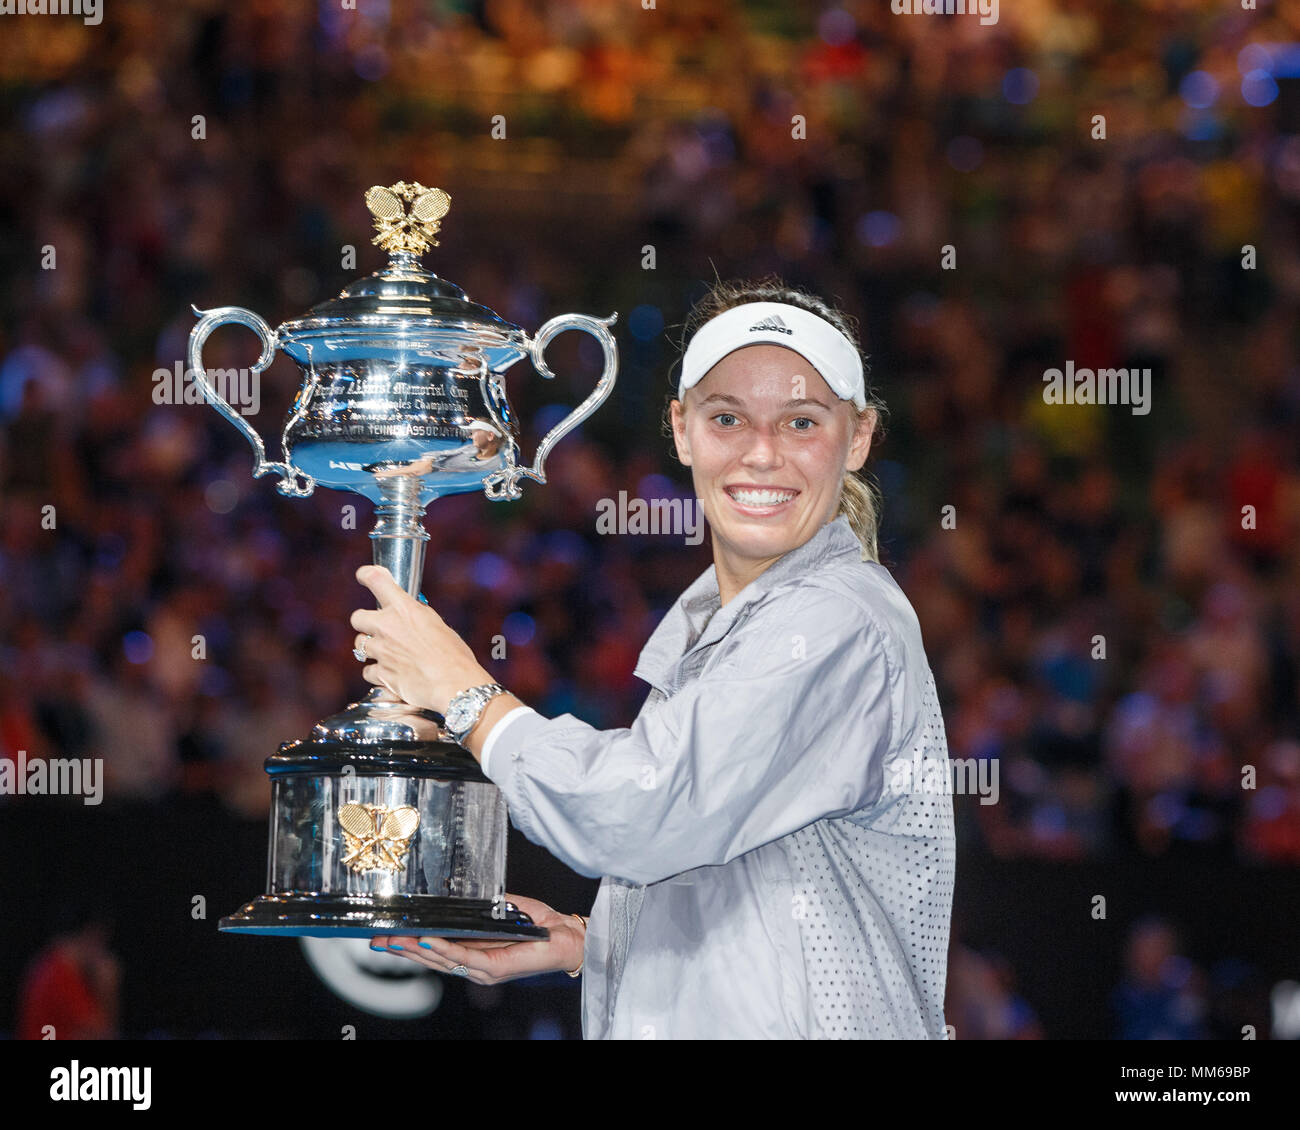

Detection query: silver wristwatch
xmin=442 ymin=683 xmax=508 ymax=746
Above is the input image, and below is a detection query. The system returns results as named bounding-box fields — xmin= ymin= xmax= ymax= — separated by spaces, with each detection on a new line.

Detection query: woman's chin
xmin=713 ymin=515 xmax=802 ymax=557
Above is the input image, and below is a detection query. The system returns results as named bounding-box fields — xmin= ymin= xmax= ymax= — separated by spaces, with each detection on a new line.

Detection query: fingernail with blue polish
xmin=418 ymin=941 xmax=434 ymax=949
xmin=388 ymin=943 xmax=404 ymax=951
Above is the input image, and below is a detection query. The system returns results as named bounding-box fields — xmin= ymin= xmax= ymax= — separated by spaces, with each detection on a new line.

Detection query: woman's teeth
xmin=728 ymin=488 xmax=796 ymax=506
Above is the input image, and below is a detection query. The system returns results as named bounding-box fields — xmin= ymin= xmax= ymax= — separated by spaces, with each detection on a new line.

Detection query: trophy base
xmin=219 ymin=894 xmax=549 ymax=939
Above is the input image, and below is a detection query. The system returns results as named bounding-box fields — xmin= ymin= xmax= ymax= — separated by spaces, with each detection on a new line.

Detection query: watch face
xmin=445 ymin=695 xmax=477 ymax=734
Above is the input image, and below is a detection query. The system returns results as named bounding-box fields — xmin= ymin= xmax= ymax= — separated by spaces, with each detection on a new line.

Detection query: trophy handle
xmin=482 ymin=312 xmax=618 ymax=501
xmin=187 ymin=305 xmax=316 ymax=498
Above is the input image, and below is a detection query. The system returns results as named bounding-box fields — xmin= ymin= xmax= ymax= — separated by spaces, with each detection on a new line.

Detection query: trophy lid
xmin=277 ymin=183 xmax=525 ymax=346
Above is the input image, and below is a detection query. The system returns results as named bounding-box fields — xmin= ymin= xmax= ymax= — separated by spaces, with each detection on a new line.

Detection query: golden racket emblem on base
xmin=339 ymin=803 xmax=421 ymax=874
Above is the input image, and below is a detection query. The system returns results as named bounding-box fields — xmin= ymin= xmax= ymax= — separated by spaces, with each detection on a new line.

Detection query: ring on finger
xmin=353 ymin=634 xmax=373 ymax=663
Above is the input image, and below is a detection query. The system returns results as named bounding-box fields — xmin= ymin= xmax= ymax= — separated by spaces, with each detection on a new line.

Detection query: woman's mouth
xmin=723 ymin=485 xmax=799 ymax=515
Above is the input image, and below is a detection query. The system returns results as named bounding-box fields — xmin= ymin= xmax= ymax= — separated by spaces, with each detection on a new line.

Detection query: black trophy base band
xmin=218 ymin=894 xmax=550 ymax=939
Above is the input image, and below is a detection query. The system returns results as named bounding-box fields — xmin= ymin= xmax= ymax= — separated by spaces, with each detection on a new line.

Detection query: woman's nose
xmin=740 ymin=427 xmax=783 ymax=467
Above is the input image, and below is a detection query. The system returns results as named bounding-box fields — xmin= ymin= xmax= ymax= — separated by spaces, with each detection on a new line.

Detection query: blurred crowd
xmin=2 ymin=0 xmax=1298 ymax=1038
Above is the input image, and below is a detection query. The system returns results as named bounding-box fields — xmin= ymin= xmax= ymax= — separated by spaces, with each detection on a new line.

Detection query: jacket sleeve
xmin=482 ymin=584 xmax=896 ymax=885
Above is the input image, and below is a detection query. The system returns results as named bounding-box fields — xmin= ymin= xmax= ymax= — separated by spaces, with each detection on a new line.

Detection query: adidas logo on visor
xmin=748 ymin=314 xmax=793 ymax=334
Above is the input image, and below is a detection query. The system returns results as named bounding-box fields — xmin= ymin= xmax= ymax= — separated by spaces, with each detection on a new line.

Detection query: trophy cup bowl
xmin=189 ymin=183 xmax=618 ymax=938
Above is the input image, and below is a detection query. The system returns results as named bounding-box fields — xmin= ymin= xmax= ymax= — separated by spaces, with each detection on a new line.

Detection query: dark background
xmin=2 ymin=0 xmax=1298 ymax=1038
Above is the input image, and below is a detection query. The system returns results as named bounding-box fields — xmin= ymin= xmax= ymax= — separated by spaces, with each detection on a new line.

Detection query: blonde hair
xmin=663 ymin=274 xmax=889 ymax=563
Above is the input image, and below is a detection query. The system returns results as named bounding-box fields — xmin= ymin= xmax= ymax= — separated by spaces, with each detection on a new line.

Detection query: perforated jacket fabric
xmin=481 ymin=513 xmax=955 ymax=1038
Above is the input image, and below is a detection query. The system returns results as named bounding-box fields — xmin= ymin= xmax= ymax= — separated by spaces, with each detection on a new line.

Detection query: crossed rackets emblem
xmin=339 ymin=803 xmax=421 ymax=874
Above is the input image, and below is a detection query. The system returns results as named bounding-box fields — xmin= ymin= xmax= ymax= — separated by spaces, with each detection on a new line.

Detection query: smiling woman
xmin=359 ymin=275 xmax=954 ymax=1040
xmin=665 ymin=276 xmax=891 ymax=587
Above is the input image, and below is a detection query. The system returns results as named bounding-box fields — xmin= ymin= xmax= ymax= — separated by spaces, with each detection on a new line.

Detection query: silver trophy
xmin=189 ymin=182 xmax=618 ymax=938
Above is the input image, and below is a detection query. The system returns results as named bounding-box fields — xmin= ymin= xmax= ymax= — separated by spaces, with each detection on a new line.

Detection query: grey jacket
xmin=482 ymin=513 xmax=955 ymax=1038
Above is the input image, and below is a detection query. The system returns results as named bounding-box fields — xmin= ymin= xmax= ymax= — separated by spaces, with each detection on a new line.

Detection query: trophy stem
xmin=370 ymin=473 xmax=429 ymax=597
xmin=297 ymin=471 xmax=445 ymax=745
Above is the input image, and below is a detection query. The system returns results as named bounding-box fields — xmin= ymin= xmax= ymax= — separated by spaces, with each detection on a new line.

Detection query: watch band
xmin=444 ymin=683 xmax=507 ymax=745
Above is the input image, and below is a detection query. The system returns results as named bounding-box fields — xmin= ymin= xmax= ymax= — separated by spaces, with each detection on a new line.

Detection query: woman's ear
xmin=845 ymin=407 xmax=874 ymax=472
xmin=670 ymin=398 xmax=692 ymax=466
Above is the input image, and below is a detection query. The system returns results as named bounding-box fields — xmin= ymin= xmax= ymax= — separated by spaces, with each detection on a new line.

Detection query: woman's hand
xmin=370 ymin=895 xmax=586 ymax=985
xmin=350 ymin=565 xmax=491 ymax=715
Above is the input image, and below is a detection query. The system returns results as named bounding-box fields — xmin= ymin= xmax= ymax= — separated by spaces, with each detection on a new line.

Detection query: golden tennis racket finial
xmin=364 ymin=182 xmax=452 ymax=256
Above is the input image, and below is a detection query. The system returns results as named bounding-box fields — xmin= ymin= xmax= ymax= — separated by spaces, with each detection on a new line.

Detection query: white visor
xmin=678 ymin=301 xmax=866 ymax=410
xmin=466 ymin=420 xmax=501 ymax=436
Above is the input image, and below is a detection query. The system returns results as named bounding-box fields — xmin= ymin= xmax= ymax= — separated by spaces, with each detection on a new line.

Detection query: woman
xmin=354 ymin=277 xmax=955 ymax=1039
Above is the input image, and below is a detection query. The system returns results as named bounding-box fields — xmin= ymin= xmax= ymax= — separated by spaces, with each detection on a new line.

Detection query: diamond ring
xmin=451 ymin=964 xmax=469 ymax=977
xmin=353 ymin=636 xmax=371 ymax=662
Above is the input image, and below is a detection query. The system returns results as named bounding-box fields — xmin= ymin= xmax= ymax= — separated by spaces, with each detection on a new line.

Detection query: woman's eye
xmin=790 ymin=417 xmax=816 ymax=431
xmin=712 ymin=413 xmax=738 ymax=426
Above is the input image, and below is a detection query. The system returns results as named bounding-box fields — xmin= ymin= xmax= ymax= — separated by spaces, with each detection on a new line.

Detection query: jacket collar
xmin=633 ymin=513 xmax=863 ymax=692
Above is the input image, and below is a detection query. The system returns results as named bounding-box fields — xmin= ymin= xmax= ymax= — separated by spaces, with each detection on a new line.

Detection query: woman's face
xmin=671 ymin=343 xmax=873 ymax=569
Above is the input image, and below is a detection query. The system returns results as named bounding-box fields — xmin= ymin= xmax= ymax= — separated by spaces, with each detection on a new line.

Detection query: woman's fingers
xmin=372 ymin=935 xmax=475 ymax=975
xmin=349 ymin=608 xmax=382 ymax=635
xmin=355 ymin=565 xmax=407 ymax=608
xmin=417 ymin=937 xmax=516 ymax=978
xmin=368 ymin=896 xmax=580 ymax=986
xmin=370 ymin=935 xmax=505 ymax=984
xmin=423 ymin=935 xmax=560 ymax=980
xmin=359 ymin=663 xmax=397 ymax=697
